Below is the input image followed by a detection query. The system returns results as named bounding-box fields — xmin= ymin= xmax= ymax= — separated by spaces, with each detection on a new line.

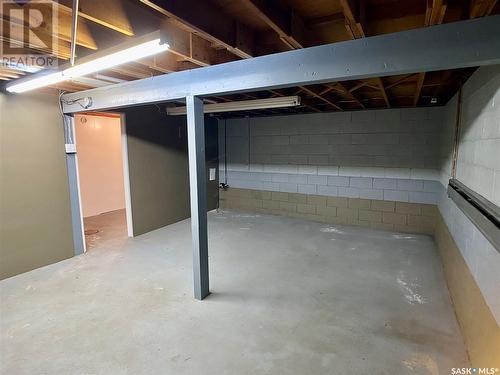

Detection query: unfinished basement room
xmin=0 ymin=0 xmax=499 ymax=373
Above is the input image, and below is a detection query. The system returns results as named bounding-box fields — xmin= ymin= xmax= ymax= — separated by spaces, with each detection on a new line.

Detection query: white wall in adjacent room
xmin=75 ymin=114 xmax=126 ymax=218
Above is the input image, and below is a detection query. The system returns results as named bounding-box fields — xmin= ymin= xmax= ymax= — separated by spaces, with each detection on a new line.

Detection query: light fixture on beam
xmin=166 ymin=96 xmax=301 ymax=115
xmin=6 ymin=31 xmax=170 ymax=93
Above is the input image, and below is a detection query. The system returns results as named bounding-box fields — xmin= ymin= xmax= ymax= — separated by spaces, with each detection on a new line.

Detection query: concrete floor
xmin=0 ymin=210 xmax=468 ymax=374
xmin=83 ymin=209 xmax=128 ymax=251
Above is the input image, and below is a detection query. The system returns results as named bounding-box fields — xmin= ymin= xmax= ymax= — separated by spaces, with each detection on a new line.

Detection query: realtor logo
xmin=1 ymin=0 xmax=58 ymax=69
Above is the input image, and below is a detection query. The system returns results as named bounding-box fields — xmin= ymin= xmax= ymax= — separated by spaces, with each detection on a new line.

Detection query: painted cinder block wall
xmin=217 ymin=106 xmax=446 ymax=234
xmin=437 ymin=65 xmax=500 ymax=366
xmin=218 ymin=65 xmax=500 ymax=365
xmin=218 ymin=106 xmax=444 ymax=205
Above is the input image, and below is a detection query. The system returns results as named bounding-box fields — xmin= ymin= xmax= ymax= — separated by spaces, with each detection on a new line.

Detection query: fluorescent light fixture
xmin=167 ymin=96 xmax=302 ymax=115
xmin=6 ymin=31 xmax=169 ymax=94
xmin=6 ymin=71 xmax=66 ymax=93
xmin=64 ymin=39 xmax=169 ymax=77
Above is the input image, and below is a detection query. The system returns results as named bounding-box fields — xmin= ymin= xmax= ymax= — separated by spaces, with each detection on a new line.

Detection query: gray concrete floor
xmin=83 ymin=209 xmax=128 ymax=251
xmin=1 ymin=209 xmax=468 ymax=374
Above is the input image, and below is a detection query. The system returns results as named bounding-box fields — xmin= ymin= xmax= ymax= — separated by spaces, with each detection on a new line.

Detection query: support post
xmin=185 ymin=96 xmax=209 ymax=300
xmin=63 ymin=114 xmax=86 ymax=255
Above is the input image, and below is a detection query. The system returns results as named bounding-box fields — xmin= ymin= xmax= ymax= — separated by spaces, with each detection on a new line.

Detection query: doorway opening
xmin=74 ymin=112 xmax=133 ymax=251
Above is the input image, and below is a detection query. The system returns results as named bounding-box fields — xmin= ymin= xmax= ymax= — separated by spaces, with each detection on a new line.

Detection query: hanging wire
xmin=58 ymin=91 xmax=73 ymax=144
xmin=224 ymin=118 xmax=228 ymax=186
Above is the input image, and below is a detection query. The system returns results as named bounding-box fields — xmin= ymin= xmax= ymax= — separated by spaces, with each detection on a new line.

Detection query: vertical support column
xmin=186 ymin=96 xmax=209 ymax=300
xmin=63 ymin=114 xmax=86 ymax=255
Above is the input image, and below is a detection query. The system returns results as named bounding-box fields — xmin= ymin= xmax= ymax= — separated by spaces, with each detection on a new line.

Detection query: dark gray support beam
xmin=63 ymin=115 xmax=86 ymax=255
xmin=61 ymin=16 xmax=500 ymax=113
xmin=186 ymin=96 xmax=209 ymax=300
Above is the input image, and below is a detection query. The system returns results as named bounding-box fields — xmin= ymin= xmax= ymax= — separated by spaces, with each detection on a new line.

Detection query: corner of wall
xmin=434 ymin=66 xmax=500 ymax=367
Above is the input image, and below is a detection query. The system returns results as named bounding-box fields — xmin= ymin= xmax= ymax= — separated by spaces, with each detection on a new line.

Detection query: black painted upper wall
xmin=124 ymin=105 xmax=218 ymax=236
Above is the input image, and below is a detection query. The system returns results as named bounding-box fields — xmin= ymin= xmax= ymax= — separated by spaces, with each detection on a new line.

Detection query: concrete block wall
xmin=219 ymin=188 xmax=437 ymax=235
xmin=438 ymin=66 xmax=500 ymax=326
xmin=219 ymin=107 xmax=444 ymax=205
xmin=456 ymin=65 xmax=500 ymax=206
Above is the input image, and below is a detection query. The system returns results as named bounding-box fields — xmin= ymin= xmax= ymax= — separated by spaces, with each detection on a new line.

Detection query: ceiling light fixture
xmin=166 ymin=96 xmax=302 ymax=115
xmin=64 ymin=39 xmax=169 ymax=78
xmin=6 ymin=31 xmax=170 ymax=93
xmin=6 ymin=71 xmax=67 ymax=93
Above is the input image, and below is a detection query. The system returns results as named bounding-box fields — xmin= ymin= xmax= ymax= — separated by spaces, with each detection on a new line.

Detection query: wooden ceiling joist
xmin=349 ymin=80 xmax=372 ymax=92
xmin=385 ymin=74 xmax=417 ymax=90
xmin=0 ymin=68 xmax=24 ymax=79
xmin=0 ymin=21 xmax=71 ymax=59
xmin=375 ymin=77 xmax=390 ymax=107
xmin=469 ymin=0 xmax=498 ymax=18
xmin=157 ymin=20 xmax=238 ymax=67
xmin=109 ymin=62 xmax=158 ymax=80
xmin=415 ymin=0 xmax=448 ymax=106
xmin=300 ymin=100 xmax=323 ymax=113
xmin=54 ymin=5 xmax=97 ymax=50
xmin=2 ymin=0 xmax=489 ymax=112
xmin=299 ymin=86 xmax=343 ymax=111
xmin=140 ymin=0 xmax=254 ymax=59
xmin=138 ymin=52 xmax=199 ymax=74
xmin=334 ymin=82 xmax=366 ymax=109
xmin=413 ymin=72 xmax=426 ymax=106
xmin=138 ymin=52 xmax=180 ymax=73
xmin=340 ymin=0 xmax=366 ymax=39
xmin=339 ymin=1 xmax=388 ymax=109
xmin=0 ymin=2 xmax=97 ymax=50
xmin=56 ymin=0 xmax=134 ymax=36
xmin=306 ymin=13 xmax=345 ymax=28
xmin=240 ymin=0 xmax=305 ymax=49
xmin=425 ymin=0 xmax=447 ymax=26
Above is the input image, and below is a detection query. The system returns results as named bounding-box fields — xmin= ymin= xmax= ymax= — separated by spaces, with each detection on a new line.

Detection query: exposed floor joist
xmin=1 ymin=0 xmax=496 ymax=112
xmin=139 ymin=0 xmax=254 ymax=59
xmin=60 ymin=16 xmax=500 ymax=113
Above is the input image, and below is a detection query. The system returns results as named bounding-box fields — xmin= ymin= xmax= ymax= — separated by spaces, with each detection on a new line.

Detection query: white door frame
xmin=120 ymin=113 xmax=134 ymax=238
xmin=65 ymin=112 xmax=133 ymax=255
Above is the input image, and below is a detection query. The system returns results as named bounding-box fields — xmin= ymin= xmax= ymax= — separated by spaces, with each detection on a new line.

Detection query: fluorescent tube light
xmin=64 ymin=39 xmax=169 ymax=77
xmin=6 ymin=31 xmax=169 ymax=94
xmin=6 ymin=71 xmax=66 ymax=93
xmin=166 ymin=96 xmax=302 ymax=115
